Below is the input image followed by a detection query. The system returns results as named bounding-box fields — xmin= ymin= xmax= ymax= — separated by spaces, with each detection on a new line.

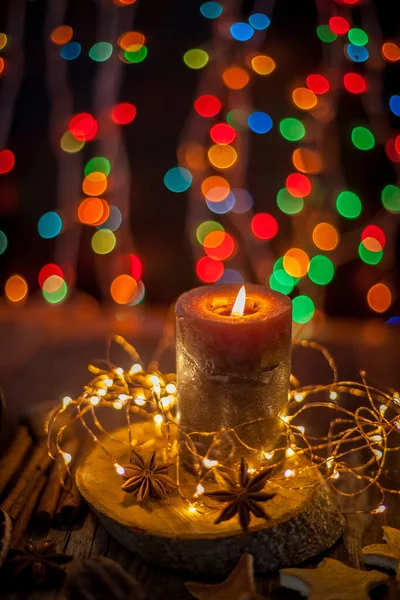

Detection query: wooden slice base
xmin=76 ymin=423 xmax=345 ymax=574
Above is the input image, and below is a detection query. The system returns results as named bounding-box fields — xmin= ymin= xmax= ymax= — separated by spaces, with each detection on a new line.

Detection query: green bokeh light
xmin=348 ymin=28 xmax=368 ymax=46
xmin=226 ymin=109 xmax=248 ymax=131
xmin=276 ymin=188 xmax=304 ymax=214
xmin=382 ymin=185 xmax=400 ymax=212
xmin=359 ymin=243 xmax=383 ymax=265
xmin=42 ymin=279 xmax=68 ymax=304
xmin=351 ymin=126 xmax=375 ymax=150
xmin=292 ymin=295 xmax=315 ymax=324
xmin=85 ymin=157 xmax=111 ymax=177
xmin=89 ymin=42 xmax=113 ymax=62
xmin=317 ymin=25 xmax=337 ymax=43
xmin=336 ymin=190 xmax=362 ymax=219
xmin=196 ymin=221 xmax=224 ymax=245
xmin=269 ymin=271 xmax=294 ymax=295
xmin=183 ymin=49 xmax=209 ymax=69
xmin=308 ymin=255 xmax=334 ymax=285
xmin=279 ymin=118 xmax=305 ymax=142
xmin=91 ymin=229 xmax=116 ymax=255
xmin=124 ymin=46 xmax=148 ymax=63
xmin=0 ymin=230 xmax=7 ymax=255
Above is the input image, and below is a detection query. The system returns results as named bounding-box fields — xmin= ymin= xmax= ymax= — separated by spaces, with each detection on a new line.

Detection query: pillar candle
xmin=176 ymin=284 xmax=292 ymax=469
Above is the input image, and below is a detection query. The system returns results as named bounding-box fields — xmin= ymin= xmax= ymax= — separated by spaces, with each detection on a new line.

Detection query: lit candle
xmin=176 ymin=284 xmax=291 ymax=469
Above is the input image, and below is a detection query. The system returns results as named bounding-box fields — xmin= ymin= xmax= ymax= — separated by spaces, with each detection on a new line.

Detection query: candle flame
xmin=231 ymin=285 xmax=246 ymax=316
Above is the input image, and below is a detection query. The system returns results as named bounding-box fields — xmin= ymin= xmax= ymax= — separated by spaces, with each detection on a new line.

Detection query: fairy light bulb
xmin=297 ymin=426 xmax=305 ymax=435
xmin=113 ymin=401 xmax=123 ymax=410
xmin=166 ymin=383 xmax=176 ymax=394
xmin=203 ymin=458 xmax=218 ymax=468
xmin=129 ymin=363 xmax=142 ymax=374
xmin=281 ymin=415 xmax=291 ymax=424
xmin=326 ymin=457 xmax=334 ymax=469
xmin=104 ymin=378 xmax=113 ymax=387
xmin=284 ymin=469 xmax=295 ymax=478
xmin=115 ymin=367 xmax=124 ymax=376
xmin=263 ymin=451 xmax=274 ymax=460
xmin=294 ymin=392 xmax=304 ymax=403
xmin=62 ymin=452 xmax=72 ymax=465
xmin=331 ymin=470 xmax=340 ymax=480
xmin=188 ymin=505 xmax=197 ymax=513
xmin=62 ymin=396 xmax=72 ymax=409
xmin=373 ymin=504 xmax=386 ymax=514
xmin=329 ymin=391 xmax=338 ymax=400
xmin=90 ymin=396 xmax=100 ymax=406
xmin=114 ymin=463 xmax=125 ymax=476
xmin=196 ymin=484 xmax=205 ymax=496
xmin=380 ymin=404 xmax=387 ymax=416
xmin=135 ymin=394 xmax=146 ymax=406
xmin=98 ymin=388 xmax=106 ymax=397
xmin=148 ymin=374 xmax=161 ymax=386
xmin=154 ymin=414 xmax=163 ymax=425
xmin=286 ymin=447 xmax=295 ymax=458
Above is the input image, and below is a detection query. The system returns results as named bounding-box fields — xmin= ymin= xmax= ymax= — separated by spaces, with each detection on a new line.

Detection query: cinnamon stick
xmin=56 ymin=479 xmax=82 ymax=526
xmin=1 ymin=440 xmax=52 ymax=519
xmin=0 ymin=426 xmax=32 ymax=496
xmin=11 ymin=474 xmax=47 ymax=549
xmin=34 ymin=439 xmax=80 ymax=529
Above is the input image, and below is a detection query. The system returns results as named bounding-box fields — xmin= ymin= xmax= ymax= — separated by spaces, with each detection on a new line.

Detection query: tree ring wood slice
xmin=76 ymin=423 xmax=345 ymax=574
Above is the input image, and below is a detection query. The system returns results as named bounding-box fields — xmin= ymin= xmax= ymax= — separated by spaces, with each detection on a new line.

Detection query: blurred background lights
xmin=210 ymin=123 xmax=236 ymax=145
xmin=50 ymin=25 xmax=73 ymax=45
xmin=78 ymin=197 xmax=108 ymax=226
xmin=200 ymin=2 xmax=222 ymax=19
xmin=99 ymin=206 xmax=122 ymax=231
xmin=196 ymin=256 xmax=224 ymax=282
xmin=359 ymin=242 xmax=383 ymax=265
xmin=183 ymin=49 xmax=209 ymax=69
xmin=124 ymin=46 xmax=147 ymax=63
xmin=306 ymin=74 xmax=330 ymax=94
xmin=292 ymin=148 xmax=322 ymax=174
xmin=317 ymin=25 xmax=337 ymax=43
xmin=85 ymin=157 xmax=111 ymax=177
xmin=38 ymin=212 xmax=62 ymax=239
xmin=194 ymin=95 xmax=221 ymax=117
xmin=230 ymin=23 xmax=254 ymax=42
xmin=217 ymin=269 xmax=244 ymax=284
xmin=82 ymin=172 xmax=108 ymax=196
xmin=382 ymin=184 xmax=400 ymax=212
xmin=0 ymin=230 xmax=7 ymax=255
xmin=361 ymin=225 xmax=386 ymax=252
xmin=346 ymin=44 xmax=369 ymax=62
xmin=292 ymin=88 xmax=317 ymax=110
xmin=60 ymin=132 xmax=84 ymax=153
xmin=329 ymin=16 xmax=350 ymax=35
xmin=38 ymin=264 xmax=64 ymax=288
xmin=129 ymin=254 xmax=143 ymax=280
xmin=348 ymin=28 xmax=368 ymax=46
xmin=222 ymin=66 xmax=249 ymax=90
xmin=312 ymin=223 xmax=339 ymax=251
xmin=248 ymin=13 xmax=270 ymax=30
xmin=250 ymin=55 xmax=275 ymax=75
xmin=389 ymin=96 xmax=400 ymax=116
xmin=208 ymin=144 xmax=237 ymax=169
xmin=164 ymin=167 xmax=192 ymax=193
xmin=230 ymin=188 xmax=253 ymax=213
xmin=204 ymin=232 xmax=235 ymax=260
xmin=286 ymin=173 xmax=311 ymax=197
xmin=60 ymin=41 xmax=81 ymax=60
xmin=351 ymin=126 xmax=375 ymax=150
xmin=292 ymin=295 xmax=315 ymax=324
xmin=201 ymin=175 xmax=230 ymax=202
xmin=226 ymin=109 xmax=249 ymax=130
xmin=118 ymin=32 xmax=145 ymax=51
xmin=196 ymin=221 xmax=224 ymax=245
xmin=5 ymin=275 xmax=28 ymax=303
xmin=111 ymin=274 xmax=138 ymax=304
xmin=279 ymin=118 xmax=305 ymax=141
xmin=276 ymin=188 xmax=304 ymax=214
xmin=308 ymin=255 xmax=335 ymax=285
xmin=336 ymin=190 xmax=362 ymax=218
xmin=0 ymin=33 xmax=8 ymax=50
xmin=381 ymin=42 xmax=400 ymax=62
xmin=91 ymin=229 xmax=116 ymax=254
xmin=206 ymin=193 xmax=235 ymax=214
xmin=251 ymin=213 xmax=278 ymax=240
xmin=89 ymin=42 xmax=113 ymax=62
xmin=283 ymin=248 xmax=309 ymax=278
xmin=248 ymin=112 xmax=273 ymax=134
xmin=69 ymin=113 xmax=97 ymax=142
xmin=367 ymin=283 xmax=391 ymax=313
xmin=343 ymin=73 xmax=366 ymax=94
xmin=0 ymin=150 xmax=15 ymax=174
xmin=111 ymin=103 xmax=136 ymax=124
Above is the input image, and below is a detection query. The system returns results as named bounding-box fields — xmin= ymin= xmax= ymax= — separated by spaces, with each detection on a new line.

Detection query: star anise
xmin=121 ymin=450 xmax=177 ymax=501
xmin=204 ymin=457 xmax=276 ymax=532
xmin=9 ymin=539 xmax=73 ymax=586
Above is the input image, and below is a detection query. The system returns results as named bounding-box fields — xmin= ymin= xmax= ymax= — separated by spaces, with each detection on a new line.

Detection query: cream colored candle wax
xmin=176 ymin=284 xmax=292 ymax=469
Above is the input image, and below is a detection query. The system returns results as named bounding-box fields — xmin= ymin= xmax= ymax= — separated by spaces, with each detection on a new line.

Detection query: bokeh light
xmin=251 ymin=213 xmax=278 ymax=240
xmin=206 ymin=194 xmax=235 ymax=214
xmin=85 ymin=157 xmax=111 ymax=177
xmin=118 ymin=32 xmax=145 ymax=51
xmin=348 ymin=28 xmax=368 ymax=46
xmin=60 ymin=132 xmax=84 ymax=153
xmin=42 ymin=275 xmax=68 ymax=304
xmin=82 ymin=172 xmax=108 ymax=196
xmin=60 ymin=42 xmax=81 ymax=60
xmin=283 ymin=248 xmax=309 ymax=278
xmin=194 ymin=95 xmax=221 ymax=118
xmin=0 ymin=230 xmax=7 ymax=255
xmin=51 ymin=25 xmax=73 ymax=45
xmin=248 ymin=13 xmax=270 ymax=30
xmin=286 ymin=173 xmax=311 ymax=197
xmin=250 ymin=55 xmax=275 ymax=75
xmin=306 ymin=74 xmax=330 ymax=94
xmin=196 ymin=256 xmax=224 ymax=282
xmin=5 ymin=275 xmax=28 ymax=303
xmin=210 ymin=123 xmax=236 ymax=145
xmin=308 ymin=255 xmax=334 ymax=285
xmin=89 ymin=42 xmax=113 ymax=62
xmin=196 ymin=221 xmax=224 ymax=245
xmin=367 ymin=284 xmax=391 ymax=313
xmin=361 ymin=225 xmax=386 ymax=252
xmin=381 ymin=42 xmax=400 ymax=62
xmin=217 ymin=269 xmax=244 ymax=285
xmin=292 ymin=88 xmax=317 ymax=110
xmin=389 ymin=96 xmax=400 ymax=117
xmin=201 ymin=175 xmax=230 ymax=202
xmin=69 ymin=113 xmax=98 ymax=142
xmin=78 ymin=197 xmax=109 ymax=226
xmin=111 ymin=274 xmax=138 ymax=304
xmin=312 ymin=223 xmax=339 ymax=251
xmin=336 ymin=190 xmax=362 ymax=218
xmin=359 ymin=243 xmax=383 ymax=265
xmin=164 ymin=167 xmax=192 ymax=193
xmin=129 ymin=254 xmax=143 ymax=280
xmin=0 ymin=34 xmax=8 ymax=50
xmin=231 ymin=188 xmax=253 ymax=213
xmin=99 ymin=205 xmax=122 ymax=231
xmin=200 ymin=2 xmax=222 ymax=19
xmin=279 ymin=118 xmax=305 ymax=141
xmin=204 ymin=231 xmax=235 ymax=260
xmin=346 ymin=44 xmax=369 ymax=63
xmin=111 ymin=103 xmax=136 ymax=124
xmin=38 ymin=212 xmax=62 ymax=239
xmin=248 ymin=112 xmax=273 ymax=134
xmin=329 ymin=17 xmax=350 ymax=35
xmin=351 ymin=126 xmax=375 ymax=150
xmin=0 ymin=150 xmax=15 ymax=174
xmin=222 ymin=67 xmax=249 ymax=90
xmin=124 ymin=46 xmax=148 ymax=63
xmin=183 ymin=49 xmax=209 ymax=69
xmin=38 ymin=264 xmax=64 ymax=288
xmin=276 ymin=188 xmax=304 ymax=214
xmin=292 ymin=148 xmax=322 ymax=174
xmin=343 ymin=73 xmax=366 ymax=94
xmin=208 ymin=144 xmax=237 ymax=169
xmin=230 ymin=23 xmax=254 ymax=42
xmin=382 ymin=184 xmax=400 ymax=212
xmin=317 ymin=25 xmax=337 ymax=43
xmin=292 ymin=295 xmax=315 ymax=324
xmin=91 ymin=229 xmax=116 ymax=254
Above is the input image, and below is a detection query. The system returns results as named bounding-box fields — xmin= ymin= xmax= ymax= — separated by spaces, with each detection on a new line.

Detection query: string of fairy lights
xmin=0 ymin=0 xmax=399 ymax=321
xmin=47 ymin=333 xmax=400 ymax=518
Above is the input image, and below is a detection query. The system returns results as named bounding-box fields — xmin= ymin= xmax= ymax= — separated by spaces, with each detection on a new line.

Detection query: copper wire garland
xmin=47 ymin=334 xmax=400 ymax=517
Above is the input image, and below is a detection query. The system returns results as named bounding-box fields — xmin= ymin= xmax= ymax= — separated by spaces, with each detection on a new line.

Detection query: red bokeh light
xmin=395 ymin=135 xmax=400 ymax=156
xmin=210 ymin=123 xmax=236 ymax=145
xmin=129 ymin=254 xmax=143 ymax=280
xmin=343 ymin=73 xmax=367 ymax=94
xmin=306 ymin=74 xmax=330 ymax=95
xmin=329 ymin=16 xmax=350 ymax=35
xmin=69 ymin=113 xmax=98 ymax=142
xmin=204 ymin=233 xmax=235 ymax=260
xmin=286 ymin=173 xmax=312 ymax=198
xmin=196 ymin=256 xmax=224 ymax=282
xmin=361 ymin=225 xmax=386 ymax=249
xmin=194 ymin=95 xmax=222 ymax=118
xmin=0 ymin=149 xmax=15 ymax=174
xmin=38 ymin=263 xmax=64 ymax=288
xmin=251 ymin=213 xmax=278 ymax=240
xmin=111 ymin=103 xmax=137 ymax=125
xmin=385 ymin=138 xmax=400 ymax=163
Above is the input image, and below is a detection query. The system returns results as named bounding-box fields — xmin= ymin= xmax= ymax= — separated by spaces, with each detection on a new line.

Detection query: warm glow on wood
xmin=231 ymin=285 xmax=246 ymax=316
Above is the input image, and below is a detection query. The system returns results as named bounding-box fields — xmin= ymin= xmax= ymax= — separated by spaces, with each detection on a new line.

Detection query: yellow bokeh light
xmin=60 ymin=131 xmax=85 ymax=154
xmin=42 ymin=275 xmax=64 ymax=293
xmin=82 ymin=172 xmax=108 ymax=197
xmin=367 ymin=283 xmax=391 ymax=313
xmin=312 ymin=223 xmax=339 ymax=251
xmin=283 ymin=248 xmax=310 ymax=278
xmin=0 ymin=34 xmax=7 ymax=51
xmin=250 ymin=55 xmax=276 ymax=75
xmin=293 ymin=87 xmax=318 ymax=110
xmin=92 ymin=229 xmax=116 ymax=255
xmin=208 ymin=145 xmax=237 ymax=169
xmin=5 ymin=275 xmax=28 ymax=303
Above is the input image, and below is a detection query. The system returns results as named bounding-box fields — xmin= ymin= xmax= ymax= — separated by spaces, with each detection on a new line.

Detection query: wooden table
xmin=0 ymin=306 xmax=399 ymax=599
